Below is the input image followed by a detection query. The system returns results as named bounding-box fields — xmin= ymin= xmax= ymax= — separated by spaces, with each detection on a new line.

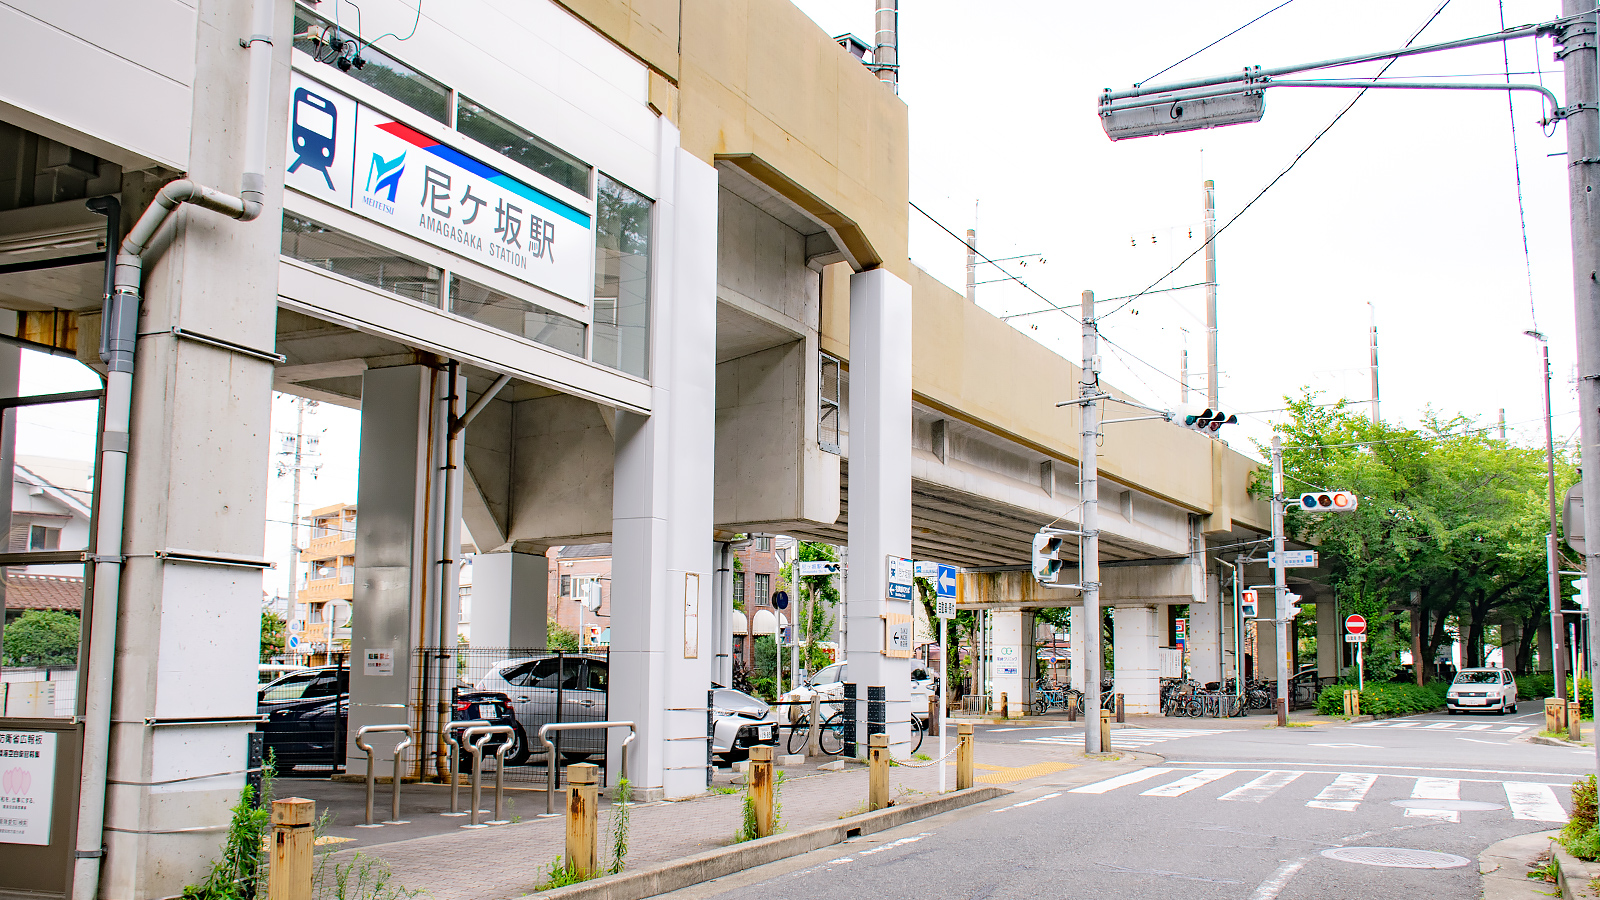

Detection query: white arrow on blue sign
xmin=936 ymin=564 xmax=958 ymax=598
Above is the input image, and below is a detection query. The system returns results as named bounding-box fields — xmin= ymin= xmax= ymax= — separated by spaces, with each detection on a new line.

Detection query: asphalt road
xmin=660 ymin=709 xmax=1589 ymax=899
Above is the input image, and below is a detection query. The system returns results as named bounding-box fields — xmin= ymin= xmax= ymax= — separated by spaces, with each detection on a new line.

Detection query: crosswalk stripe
xmin=1406 ymin=777 xmax=1461 ymax=823
xmin=1462 ymin=724 xmax=1492 ymax=731
xmin=1068 ymin=767 xmax=1175 ymax=794
xmin=1505 ymin=782 xmax=1569 ymax=823
xmin=1142 ymin=769 xmax=1235 ymax=797
xmin=1306 ymin=772 xmax=1377 ymax=811
xmin=1219 ymin=770 xmax=1302 ymax=803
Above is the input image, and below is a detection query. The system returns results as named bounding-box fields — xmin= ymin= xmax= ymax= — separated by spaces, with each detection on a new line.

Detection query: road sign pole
xmin=1358 ymin=640 xmax=1364 ymax=692
xmin=938 ymin=614 xmax=947 ymax=794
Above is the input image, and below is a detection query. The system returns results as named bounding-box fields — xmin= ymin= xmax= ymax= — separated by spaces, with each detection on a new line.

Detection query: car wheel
xmin=561 ymin=752 xmax=594 ymax=765
xmin=1509 ymin=703 xmax=1517 ymax=714
xmin=504 ymin=726 xmax=531 ymax=766
xmin=1446 ymin=708 xmax=1456 ymax=715
xmin=721 ymin=748 xmax=749 ymax=764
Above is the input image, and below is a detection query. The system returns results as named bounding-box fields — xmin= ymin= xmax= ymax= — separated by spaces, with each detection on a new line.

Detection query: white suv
xmin=1446 ymin=667 xmax=1518 ymax=715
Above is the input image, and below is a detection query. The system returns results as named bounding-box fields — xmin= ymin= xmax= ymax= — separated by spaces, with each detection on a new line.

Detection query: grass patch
xmin=913 ymin=753 xmax=931 ymax=761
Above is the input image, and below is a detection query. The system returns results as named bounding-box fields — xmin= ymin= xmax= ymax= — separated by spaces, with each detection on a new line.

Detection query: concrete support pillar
xmin=1189 ymin=576 xmax=1221 ymax=684
xmin=989 ymin=610 xmax=1027 ymax=713
xmin=1317 ymin=596 xmax=1340 ymax=678
xmin=471 ymin=551 xmax=549 ymax=648
xmin=845 ymin=268 xmax=914 ymax=752
xmin=1112 ymin=606 xmax=1160 ymax=713
xmin=607 ymin=142 xmax=717 ymax=800
xmin=1069 ymin=606 xmax=1086 ymax=692
xmin=346 ymin=365 xmax=461 ymax=775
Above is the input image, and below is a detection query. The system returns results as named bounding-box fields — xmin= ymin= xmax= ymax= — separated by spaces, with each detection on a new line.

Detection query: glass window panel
xmin=592 ymin=174 xmax=652 ymax=379
xmin=293 ymin=8 xmax=450 ymax=123
xmin=282 ymin=212 xmax=441 ymax=307
xmin=449 ymin=275 xmax=586 ymax=357
xmin=456 ymin=97 xmax=590 ymax=196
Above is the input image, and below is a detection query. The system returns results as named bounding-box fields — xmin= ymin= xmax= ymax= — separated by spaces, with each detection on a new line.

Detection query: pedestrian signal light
xmin=1032 ymin=530 xmax=1069 ymax=586
xmin=1240 ymin=589 xmax=1258 ymax=618
xmin=1298 ymin=491 xmax=1358 ymax=512
xmin=1181 ymin=407 xmax=1239 ymax=435
xmin=1283 ymin=592 xmax=1301 ymax=619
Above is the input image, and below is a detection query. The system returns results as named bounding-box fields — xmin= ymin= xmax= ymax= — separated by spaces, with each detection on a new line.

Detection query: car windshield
xmin=1453 ymin=671 xmax=1501 ymax=684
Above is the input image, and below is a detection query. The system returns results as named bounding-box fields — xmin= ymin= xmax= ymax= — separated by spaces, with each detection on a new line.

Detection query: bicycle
xmin=786 ymin=711 xmax=846 ymax=755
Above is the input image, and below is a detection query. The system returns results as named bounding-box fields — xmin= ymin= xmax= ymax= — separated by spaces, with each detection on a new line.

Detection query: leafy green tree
xmin=3 ymin=610 xmax=81 ymax=667
xmin=547 ymin=618 xmax=580 ymax=651
xmin=260 ymin=610 xmax=286 ymax=661
xmin=795 ymin=542 xmax=840 ymax=673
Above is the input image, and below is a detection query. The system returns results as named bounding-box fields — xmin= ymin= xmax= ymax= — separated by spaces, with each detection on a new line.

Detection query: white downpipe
xmin=71 ymin=0 xmax=273 ymax=895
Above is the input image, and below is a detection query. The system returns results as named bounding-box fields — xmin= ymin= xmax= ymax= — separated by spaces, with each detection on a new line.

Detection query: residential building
xmin=548 ymin=544 xmax=612 ymax=648
xmin=10 ymin=456 xmax=91 ymax=576
xmin=298 ymin=502 xmax=355 ymax=652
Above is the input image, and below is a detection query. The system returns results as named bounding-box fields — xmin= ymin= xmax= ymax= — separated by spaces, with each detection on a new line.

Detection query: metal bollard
xmin=354 ymin=724 xmax=413 ymax=827
xmin=1099 ymin=710 xmax=1112 ymax=751
xmin=956 ymin=723 xmax=974 ymax=790
xmin=807 ymin=695 xmax=822 ymax=758
xmin=750 ymin=745 xmax=775 ymax=837
xmin=1115 ymin=693 xmax=1125 ymax=723
xmin=566 ymin=763 xmax=600 ymax=878
xmin=267 ymin=798 xmax=315 ymax=900
xmin=868 ymin=733 xmax=890 ymax=811
xmin=443 ymin=719 xmax=489 ymax=816
xmin=460 ymin=725 xmax=513 ymax=828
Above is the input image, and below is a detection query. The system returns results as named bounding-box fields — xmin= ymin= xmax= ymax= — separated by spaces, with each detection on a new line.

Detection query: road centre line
xmin=1166 ymin=761 xmax=1585 ymax=778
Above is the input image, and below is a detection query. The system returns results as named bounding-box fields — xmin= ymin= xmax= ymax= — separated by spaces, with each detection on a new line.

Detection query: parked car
xmin=256 ymin=666 xmax=526 ymax=770
xmin=778 ymin=662 xmax=934 ymax=723
xmin=474 ymin=655 xmax=608 ymax=763
xmin=1446 ymin=667 xmax=1518 ymax=715
xmin=258 ymin=663 xmax=308 ymax=685
xmin=710 ymin=688 xmax=778 ymax=764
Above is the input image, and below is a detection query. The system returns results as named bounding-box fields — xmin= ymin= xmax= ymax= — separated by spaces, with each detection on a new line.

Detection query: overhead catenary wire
xmin=1499 ymin=0 xmax=1540 ymax=332
xmin=1100 ymin=0 xmax=1459 ymax=321
xmin=910 ymin=201 xmax=1080 ymax=325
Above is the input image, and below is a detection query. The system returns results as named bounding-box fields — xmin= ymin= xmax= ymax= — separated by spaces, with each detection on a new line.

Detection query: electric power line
xmin=910 ymin=201 xmax=1080 ymax=325
xmin=1141 ymin=0 xmax=1301 ymax=86
xmin=1499 ymin=0 xmax=1540 ymax=332
xmin=1101 ymin=0 xmax=1459 ymax=321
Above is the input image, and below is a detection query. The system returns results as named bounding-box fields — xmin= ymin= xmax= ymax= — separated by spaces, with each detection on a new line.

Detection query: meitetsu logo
xmin=288 ymin=87 xmax=338 ymax=190
xmin=364 ymin=152 xmax=405 ymax=214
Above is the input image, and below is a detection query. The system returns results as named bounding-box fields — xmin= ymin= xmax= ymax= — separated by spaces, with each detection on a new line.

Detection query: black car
xmin=257 ymin=667 xmax=528 ymax=771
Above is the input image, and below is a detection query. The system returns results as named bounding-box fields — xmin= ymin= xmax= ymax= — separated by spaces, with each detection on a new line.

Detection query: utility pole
xmin=966 ymin=227 xmax=977 ymax=303
xmin=1531 ymin=332 xmax=1569 ymax=700
xmin=276 ymin=397 xmax=320 ymax=639
xmin=1270 ymin=436 xmax=1289 ymax=726
xmin=1180 ymin=343 xmax=1190 ymax=403
xmin=1559 ymin=3 xmax=1600 ymax=768
xmin=1500 ymin=408 xmax=1507 ymax=441
xmin=1203 ymin=180 xmax=1219 ymax=409
xmin=1368 ymin=301 xmax=1380 ymax=424
xmin=1081 ymin=289 xmax=1103 ymax=753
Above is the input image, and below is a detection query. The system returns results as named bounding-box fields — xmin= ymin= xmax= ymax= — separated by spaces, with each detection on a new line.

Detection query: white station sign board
xmin=887 ymin=556 xmax=913 ymax=601
xmin=1267 ymin=550 xmax=1318 ymax=568
xmin=0 ymin=730 xmax=55 ymax=845
xmin=286 ymin=70 xmax=594 ymax=306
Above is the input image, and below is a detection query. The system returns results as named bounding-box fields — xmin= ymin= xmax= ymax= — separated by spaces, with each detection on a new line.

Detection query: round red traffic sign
xmin=1345 ymin=614 xmax=1367 ymax=635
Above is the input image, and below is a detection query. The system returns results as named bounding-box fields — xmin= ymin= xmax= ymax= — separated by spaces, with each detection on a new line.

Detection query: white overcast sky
xmin=23 ymin=0 xmax=1586 ymax=597
xmin=795 ymin=0 xmax=1581 ymax=455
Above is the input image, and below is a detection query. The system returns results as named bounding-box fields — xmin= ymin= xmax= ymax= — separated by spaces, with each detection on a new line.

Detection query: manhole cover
xmin=1389 ymin=799 xmax=1504 ymax=812
xmin=1321 ymin=847 xmax=1471 ymax=869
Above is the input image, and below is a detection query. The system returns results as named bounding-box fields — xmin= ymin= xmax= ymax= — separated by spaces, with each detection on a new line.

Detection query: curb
xmin=532 ymin=786 xmax=1010 ymax=899
xmin=1479 ymin=830 xmax=1561 ymax=900
xmin=1528 ymin=734 xmax=1591 ymax=749
xmin=1555 ymin=838 xmax=1596 ymax=898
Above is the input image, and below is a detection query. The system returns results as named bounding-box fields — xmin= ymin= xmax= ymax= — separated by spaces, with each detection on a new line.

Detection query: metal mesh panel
xmin=819 ymin=352 xmax=841 ymax=454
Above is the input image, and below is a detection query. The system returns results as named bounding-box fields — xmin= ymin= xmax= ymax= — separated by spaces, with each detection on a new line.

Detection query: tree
xmin=260 ymin=610 xmax=287 ymax=661
xmin=547 ymin=618 xmax=580 ymax=651
xmin=3 ymin=610 xmax=80 ymax=667
xmin=795 ymin=542 xmax=840 ymax=673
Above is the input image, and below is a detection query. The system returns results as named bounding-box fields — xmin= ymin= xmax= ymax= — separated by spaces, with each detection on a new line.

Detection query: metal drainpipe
xmin=71 ymin=0 xmax=272 ymax=894
xmin=872 ymin=0 xmax=898 ymax=93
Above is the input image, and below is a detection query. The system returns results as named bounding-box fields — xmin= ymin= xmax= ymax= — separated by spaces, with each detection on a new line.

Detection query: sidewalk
xmin=299 ymin=737 xmax=1150 ymax=899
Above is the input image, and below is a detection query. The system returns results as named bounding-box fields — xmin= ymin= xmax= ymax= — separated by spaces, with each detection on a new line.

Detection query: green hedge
xmin=1316 ymin=681 xmax=1448 ymax=717
xmin=1515 ymin=674 xmax=1593 ymax=718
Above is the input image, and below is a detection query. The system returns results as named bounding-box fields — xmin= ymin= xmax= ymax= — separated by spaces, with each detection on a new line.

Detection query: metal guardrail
xmin=442 ymin=719 xmax=490 ymax=816
xmin=539 ymin=720 xmax=635 ymax=816
xmin=461 ymin=725 xmax=514 ymax=828
xmin=354 ymin=724 xmax=413 ymax=827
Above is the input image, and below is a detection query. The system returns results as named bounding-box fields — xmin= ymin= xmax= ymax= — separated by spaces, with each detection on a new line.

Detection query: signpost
xmin=887 ymin=556 xmax=913 ymax=601
xmin=931 ymin=562 xmax=958 ymax=794
xmin=1267 ymin=550 xmax=1318 ymax=569
xmin=1346 ymin=614 xmax=1367 ymax=690
xmin=795 ymin=560 xmax=841 ymax=577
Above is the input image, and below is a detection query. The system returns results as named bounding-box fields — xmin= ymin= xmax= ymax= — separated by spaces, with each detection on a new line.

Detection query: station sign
xmin=795 ymin=560 xmax=841 ymax=577
xmin=887 ymin=556 xmax=913 ymax=601
xmin=1268 ymin=550 xmax=1317 ymax=568
xmin=286 ymin=70 xmax=593 ymax=306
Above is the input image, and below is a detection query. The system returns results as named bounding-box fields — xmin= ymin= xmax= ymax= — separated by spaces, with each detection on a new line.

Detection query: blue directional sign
xmin=936 ymin=564 xmax=958 ymax=599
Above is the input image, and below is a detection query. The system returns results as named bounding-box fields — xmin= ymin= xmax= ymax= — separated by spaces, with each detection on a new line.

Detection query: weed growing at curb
xmin=317 ymin=853 xmax=427 ymax=900
xmin=608 ymin=777 xmax=633 ymax=875
xmin=537 ymin=858 xmax=590 ymax=892
xmin=181 ymin=755 xmax=275 ymax=900
xmin=733 ymin=772 xmax=785 ymax=842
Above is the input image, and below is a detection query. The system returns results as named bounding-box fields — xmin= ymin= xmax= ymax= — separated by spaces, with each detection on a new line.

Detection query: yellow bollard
xmin=565 ymin=763 xmax=599 ymax=878
xmin=1099 ymin=710 xmax=1113 ymax=751
xmin=868 ymin=733 xmax=890 ymax=811
xmin=1000 ymin=691 xmax=1009 ymax=719
xmin=1547 ymin=698 xmax=1564 ymax=734
xmin=807 ymin=695 xmax=822 ymax=758
xmin=1570 ymin=701 xmax=1583 ymax=742
xmin=956 ymin=723 xmax=974 ymax=790
xmin=267 ymin=798 xmax=315 ymax=900
xmin=750 ymin=745 xmax=775 ymax=838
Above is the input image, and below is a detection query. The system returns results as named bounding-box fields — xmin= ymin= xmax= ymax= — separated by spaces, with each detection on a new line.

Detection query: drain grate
xmin=1322 ymin=847 xmax=1471 ymax=869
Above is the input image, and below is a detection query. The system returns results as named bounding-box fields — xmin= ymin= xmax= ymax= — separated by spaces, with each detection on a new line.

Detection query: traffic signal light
xmin=1282 ymin=592 xmax=1301 ymax=619
xmin=1298 ymin=491 xmax=1358 ymax=512
xmin=1032 ymin=530 xmax=1070 ymax=586
xmin=1181 ymin=407 xmax=1238 ymax=435
xmin=1240 ymin=589 xmax=1258 ymax=618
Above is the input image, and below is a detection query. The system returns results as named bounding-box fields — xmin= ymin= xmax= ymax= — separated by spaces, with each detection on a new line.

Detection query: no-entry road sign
xmin=1345 ymin=614 xmax=1367 ymax=635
